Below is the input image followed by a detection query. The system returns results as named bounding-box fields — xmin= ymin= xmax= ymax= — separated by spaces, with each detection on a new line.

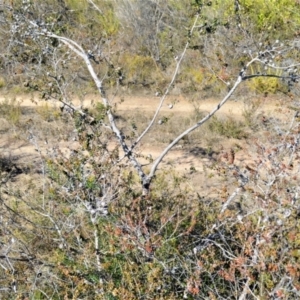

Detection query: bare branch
xmin=87 ymin=0 xmax=103 ymax=14
xmin=149 ymin=73 xmax=244 ymax=179
xmin=132 ymin=13 xmax=201 ymax=149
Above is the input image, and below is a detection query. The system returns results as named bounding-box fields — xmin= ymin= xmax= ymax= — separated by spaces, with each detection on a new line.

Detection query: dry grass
xmin=0 ymin=93 xmax=293 ymax=196
xmin=0 ymin=93 xmax=299 ymax=299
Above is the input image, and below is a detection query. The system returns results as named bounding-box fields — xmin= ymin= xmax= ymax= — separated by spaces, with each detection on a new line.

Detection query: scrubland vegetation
xmin=0 ymin=0 xmax=300 ymax=299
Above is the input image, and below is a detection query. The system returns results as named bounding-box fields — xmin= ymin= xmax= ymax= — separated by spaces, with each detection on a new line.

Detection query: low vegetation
xmin=0 ymin=0 xmax=300 ymax=299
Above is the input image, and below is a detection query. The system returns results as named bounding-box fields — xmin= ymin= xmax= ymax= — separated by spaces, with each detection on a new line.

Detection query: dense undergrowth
xmin=1 ymin=0 xmax=300 ymax=97
xmin=0 ymin=94 xmax=299 ymax=299
xmin=0 ymin=0 xmax=300 ymax=299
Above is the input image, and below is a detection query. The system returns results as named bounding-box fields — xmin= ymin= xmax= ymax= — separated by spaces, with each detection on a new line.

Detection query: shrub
xmin=220 ymin=0 xmax=300 ymax=39
xmin=208 ymin=115 xmax=247 ymax=139
xmin=0 ymin=76 xmax=6 ymax=88
xmin=242 ymin=98 xmax=262 ymax=128
xmin=0 ymin=97 xmax=21 ymax=125
xmin=179 ymin=67 xmax=204 ymax=94
xmin=36 ymin=102 xmax=61 ymax=122
xmin=249 ymin=76 xmax=283 ymax=94
xmin=121 ymin=54 xmax=161 ymax=88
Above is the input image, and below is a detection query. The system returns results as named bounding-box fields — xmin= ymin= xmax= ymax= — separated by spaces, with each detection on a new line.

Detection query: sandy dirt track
xmin=0 ymin=92 xmax=281 ymax=115
xmin=0 ymin=93 xmax=286 ymax=193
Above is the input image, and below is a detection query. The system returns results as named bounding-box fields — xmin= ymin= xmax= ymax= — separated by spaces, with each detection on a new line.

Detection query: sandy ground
xmin=0 ymin=92 xmax=282 ymax=115
xmin=0 ymin=93 xmax=290 ymax=194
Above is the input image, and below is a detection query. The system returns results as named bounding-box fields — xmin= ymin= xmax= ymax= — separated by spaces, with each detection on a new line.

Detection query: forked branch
xmin=27 ymin=18 xmax=299 ymax=196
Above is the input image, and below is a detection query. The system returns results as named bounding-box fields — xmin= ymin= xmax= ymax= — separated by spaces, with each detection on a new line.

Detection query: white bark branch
xmin=149 ymin=74 xmax=243 ymax=179
xmin=132 ymin=14 xmax=201 ymax=149
xmin=29 ymin=22 xmax=149 ymax=192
